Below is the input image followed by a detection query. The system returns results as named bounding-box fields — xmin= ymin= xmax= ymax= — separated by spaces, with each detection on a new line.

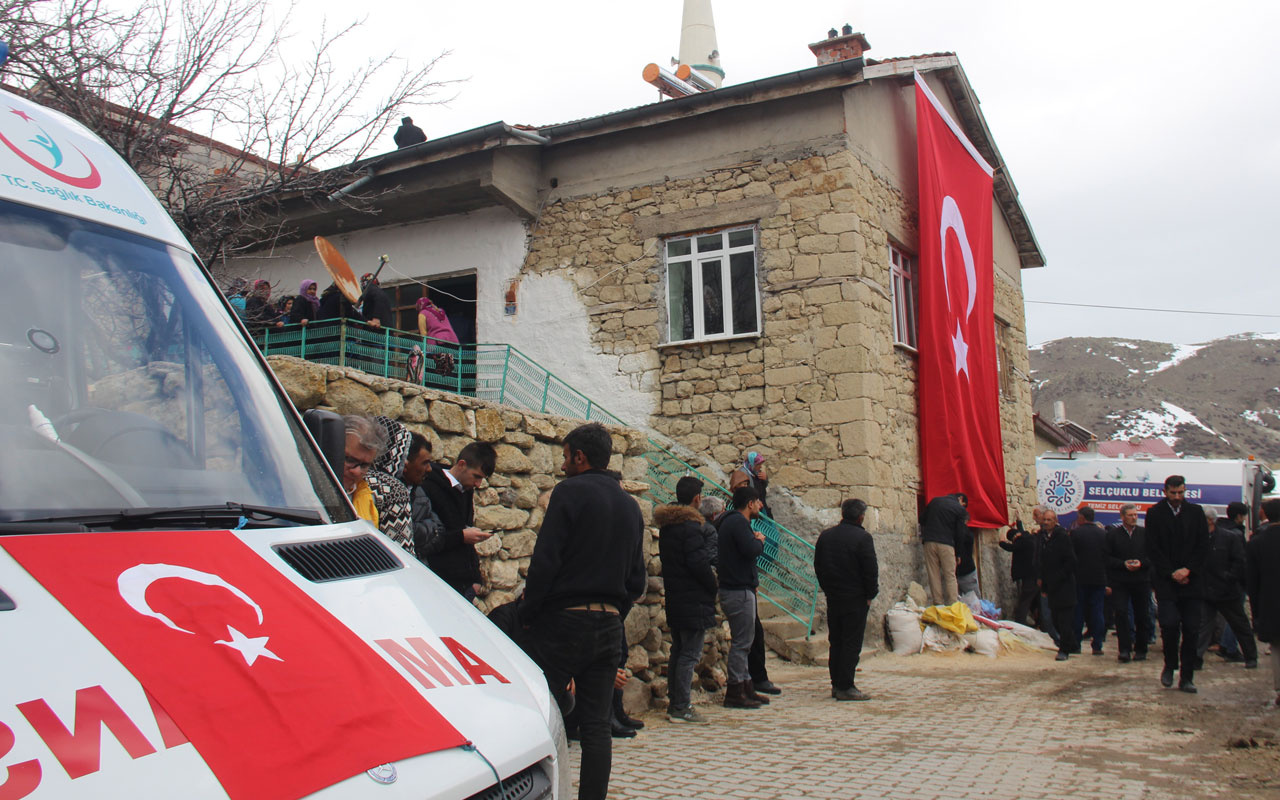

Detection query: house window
xmin=890 ymin=243 xmax=918 ymax=349
xmin=665 ymin=226 xmax=760 ymax=344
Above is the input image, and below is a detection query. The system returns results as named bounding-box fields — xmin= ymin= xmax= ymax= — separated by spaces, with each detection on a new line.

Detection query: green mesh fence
xmin=255 ymin=319 xmax=818 ymax=636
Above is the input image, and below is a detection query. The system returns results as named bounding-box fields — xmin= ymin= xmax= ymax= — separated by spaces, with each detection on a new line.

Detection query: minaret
xmin=678 ymin=0 xmax=723 ymax=88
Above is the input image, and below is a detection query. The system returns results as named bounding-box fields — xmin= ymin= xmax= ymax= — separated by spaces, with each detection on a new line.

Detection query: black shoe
xmin=1245 ymin=659 xmax=1258 ymax=669
xmin=1069 ymin=646 xmax=1082 ymax=655
xmin=1134 ymin=651 xmax=1148 ymax=662
xmin=1160 ymin=667 xmax=1174 ymax=688
xmin=610 ymin=716 xmax=636 ymax=738
xmin=1118 ymin=652 xmax=1131 ymax=663
xmin=1055 ymin=652 xmax=1069 ymax=661
xmin=612 ymin=689 xmax=644 ymax=729
xmin=1178 ymin=679 xmax=1197 ymax=694
xmin=1218 ymin=651 xmax=1245 ymax=663
xmin=1092 ymin=647 xmax=1104 ymax=656
xmin=753 ymin=679 xmax=782 ymax=695
xmin=833 ymin=687 xmax=870 ymax=701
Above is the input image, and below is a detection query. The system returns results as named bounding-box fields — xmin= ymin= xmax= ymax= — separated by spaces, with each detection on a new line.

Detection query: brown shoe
xmin=743 ymin=679 xmax=771 ymax=705
xmin=723 ymin=682 xmax=762 ymax=709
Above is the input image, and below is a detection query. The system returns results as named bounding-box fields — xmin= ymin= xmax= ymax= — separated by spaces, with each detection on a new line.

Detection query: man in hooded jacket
xmin=656 ymin=476 xmax=718 ymax=724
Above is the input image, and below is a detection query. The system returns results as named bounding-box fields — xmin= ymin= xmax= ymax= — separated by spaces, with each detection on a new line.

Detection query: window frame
xmin=889 ymin=242 xmax=918 ymax=350
xmin=662 ymin=225 xmax=761 ymax=346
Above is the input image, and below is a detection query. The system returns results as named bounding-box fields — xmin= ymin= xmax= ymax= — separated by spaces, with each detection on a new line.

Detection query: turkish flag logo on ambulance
xmin=2 ymin=531 xmax=466 ymax=800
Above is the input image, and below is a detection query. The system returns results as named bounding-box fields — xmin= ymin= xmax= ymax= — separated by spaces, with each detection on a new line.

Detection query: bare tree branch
xmin=0 ymin=0 xmax=454 ymax=268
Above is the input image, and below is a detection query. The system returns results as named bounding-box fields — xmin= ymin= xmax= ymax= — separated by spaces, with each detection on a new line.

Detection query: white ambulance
xmin=0 ymin=82 xmax=566 ymax=799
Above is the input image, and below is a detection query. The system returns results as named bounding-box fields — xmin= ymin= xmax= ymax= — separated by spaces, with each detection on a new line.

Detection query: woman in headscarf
xmin=291 ymin=279 xmax=321 ymax=325
xmin=417 ymin=296 xmax=459 ymax=377
xmin=417 ymin=296 xmax=459 ymax=343
xmin=367 ymin=416 xmax=415 ymax=555
xmin=730 ymin=451 xmax=772 ymax=518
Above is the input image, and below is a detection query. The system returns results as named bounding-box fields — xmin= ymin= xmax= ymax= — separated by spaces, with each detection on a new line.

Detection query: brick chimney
xmin=808 ymin=23 xmax=871 ymax=65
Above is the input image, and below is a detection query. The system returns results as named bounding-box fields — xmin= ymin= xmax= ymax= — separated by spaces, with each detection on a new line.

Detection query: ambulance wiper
xmin=5 ymin=503 xmax=324 ymax=531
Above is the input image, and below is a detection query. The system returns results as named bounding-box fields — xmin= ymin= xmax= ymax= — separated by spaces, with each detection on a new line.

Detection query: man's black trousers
xmin=1154 ymin=583 xmax=1202 ymax=679
xmin=1051 ymin=603 xmax=1077 ymax=656
xmin=826 ymin=598 xmax=869 ymax=691
xmin=1108 ymin=581 xmax=1152 ymax=657
xmin=530 ymin=609 xmax=622 ymax=800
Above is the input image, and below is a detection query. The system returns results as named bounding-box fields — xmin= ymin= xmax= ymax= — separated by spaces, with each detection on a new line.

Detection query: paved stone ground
xmin=570 ymin=647 xmax=1280 ymax=799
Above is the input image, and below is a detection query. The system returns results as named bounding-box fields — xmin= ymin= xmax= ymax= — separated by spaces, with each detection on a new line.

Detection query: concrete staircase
xmin=759 ymin=600 xmax=829 ymax=666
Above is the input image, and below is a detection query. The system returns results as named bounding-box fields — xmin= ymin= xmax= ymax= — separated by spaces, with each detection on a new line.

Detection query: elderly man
xmin=341 ymin=415 xmax=387 ymax=526
xmin=1106 ymin=503 xmax=1152 ymax=663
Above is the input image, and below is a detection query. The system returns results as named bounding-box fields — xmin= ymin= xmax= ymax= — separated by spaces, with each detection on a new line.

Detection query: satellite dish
xmin=314 ymin=236 xmax=361 ymax=304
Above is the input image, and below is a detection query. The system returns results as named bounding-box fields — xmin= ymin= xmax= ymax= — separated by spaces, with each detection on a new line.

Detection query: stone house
xmin=231 ymin=33 xmax=1046 ymax=608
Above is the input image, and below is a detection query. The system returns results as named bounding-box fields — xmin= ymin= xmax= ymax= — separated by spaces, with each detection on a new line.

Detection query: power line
xmin=1025 ymin=300 xmax=1280 ymax=319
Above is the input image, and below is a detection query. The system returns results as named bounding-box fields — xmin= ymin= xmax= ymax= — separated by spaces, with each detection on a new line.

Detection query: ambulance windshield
xmin=0 ymin=198 xmax=350 ymax=526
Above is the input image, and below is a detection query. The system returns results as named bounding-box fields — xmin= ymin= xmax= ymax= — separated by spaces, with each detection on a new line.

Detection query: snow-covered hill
xmin=1029 ymin=332 xmax=1280 ymax=462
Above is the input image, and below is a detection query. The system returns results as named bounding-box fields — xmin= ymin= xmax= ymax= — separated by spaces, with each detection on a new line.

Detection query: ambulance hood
xmin=0 ymin=522 xmax=557 ymax=799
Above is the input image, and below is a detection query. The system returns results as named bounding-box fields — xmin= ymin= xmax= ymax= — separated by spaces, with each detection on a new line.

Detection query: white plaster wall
xmin=483 ymin=268 xmax=658 ymax=428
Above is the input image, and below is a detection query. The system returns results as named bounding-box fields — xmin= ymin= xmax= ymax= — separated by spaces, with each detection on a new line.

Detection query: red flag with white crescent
xmin=915 ymin=72 xmax=1008 ymax=528
xmin=1 ymin=531 xmax=467 ymax=800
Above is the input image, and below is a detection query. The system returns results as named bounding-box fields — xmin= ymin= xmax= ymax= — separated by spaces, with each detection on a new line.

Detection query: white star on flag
xmin=216 ymin=625 xmax=282 ymax=666
xmin=951 ymin=322 xmax=969 ymax=377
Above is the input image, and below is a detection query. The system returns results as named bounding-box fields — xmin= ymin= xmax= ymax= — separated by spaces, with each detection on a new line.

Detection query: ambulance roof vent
xmin=273 ymin=534 xmax=402 ymax=582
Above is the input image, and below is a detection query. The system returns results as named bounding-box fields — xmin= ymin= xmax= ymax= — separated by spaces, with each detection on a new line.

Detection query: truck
xmin=1037 ymin=451 xmax=1275 ymax=530
xmin=0 ymin=75 xmax=566 ymax=799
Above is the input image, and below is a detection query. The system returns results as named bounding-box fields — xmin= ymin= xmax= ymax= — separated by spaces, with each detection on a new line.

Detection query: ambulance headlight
xmin=544 ymin=700 xmax=571 ymax=797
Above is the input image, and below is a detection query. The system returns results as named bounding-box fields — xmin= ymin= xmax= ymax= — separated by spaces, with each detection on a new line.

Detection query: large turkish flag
xmin=2 ymin=531 xmax=466 ymax=800
xmin=915 ymin=72 xmax=1008 ymax=529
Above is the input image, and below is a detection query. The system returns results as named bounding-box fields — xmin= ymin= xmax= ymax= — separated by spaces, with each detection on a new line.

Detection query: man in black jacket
xmin=1071 ymin=506 xmax=1109 ymax=655
xmin=521 ymin=423 xmax=645 ymax=800
xmin=359 ymin=273 xmax=393 ymax=329
xmin=1105 ymin=503 xmax=1152 ymax=663
xmin=1195 ymin=501 xmax=1258 ymax=668
xmin=1145 ymin=474 xmax=1210 ymax=692
xmin=418 ymin=441 xmax=495 ymax=599
xmin=656 ymin=476 xmax=718 ymax=724
xmin=815 ymin=498 xmax=879 ymax=701
xmin=999 ymin=516 xmax=1040 ymax=625
xmin=1245 ymin=499 xmax=1280 ymax=707
xmin=1039 ymin=509 xmax=1077 ymax=661
xmin=920 ymin=492 xmax=968 ymax=605
xmin=718 ymin=486 xmax=766 ymax=709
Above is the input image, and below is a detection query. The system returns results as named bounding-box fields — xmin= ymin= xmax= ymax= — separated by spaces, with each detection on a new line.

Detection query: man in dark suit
xmin=1145 ymin=474 xmax=1210 ymax=692
xmin=417 ymin=441 xmax=496 ymax=599
xmin=1071 ymin=506 xmax=1109 ymax=655
xmin=1196 ymin=501 xmax=1258 ymax=668
xmin=1244 ymin=499 xmax=1280 ymax=707
xmin=815 ymin=498 xmax=879 ymax=701
xmin=1105 ymin=503 xmax=1152 ymax=663
xmin=1038 ymin=509 xmax=1077 ymax=661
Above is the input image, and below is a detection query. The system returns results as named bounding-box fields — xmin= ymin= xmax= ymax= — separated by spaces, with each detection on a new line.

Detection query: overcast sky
xmin=305 ymin=0 xmax=1280 ymax=346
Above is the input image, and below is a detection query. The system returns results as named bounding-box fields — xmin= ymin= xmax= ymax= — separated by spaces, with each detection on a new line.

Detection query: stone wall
xmin=268 ymin=354 xmax=730 ymax=711
xmin=518 ymin=141 xmax=1039 ymax=614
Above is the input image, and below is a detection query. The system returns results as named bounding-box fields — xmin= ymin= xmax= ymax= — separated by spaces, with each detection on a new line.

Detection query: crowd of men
xmin=982 ymin=475 xmax=1280 ymax=701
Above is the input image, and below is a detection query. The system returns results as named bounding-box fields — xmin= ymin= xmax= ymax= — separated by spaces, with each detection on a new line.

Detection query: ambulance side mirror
xmin=303 ymin=409 xmax=345 ymax=478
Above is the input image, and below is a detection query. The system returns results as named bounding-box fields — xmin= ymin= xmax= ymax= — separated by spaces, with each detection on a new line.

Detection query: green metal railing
xmin=254 ymin=319 xmax=819 ymax=638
